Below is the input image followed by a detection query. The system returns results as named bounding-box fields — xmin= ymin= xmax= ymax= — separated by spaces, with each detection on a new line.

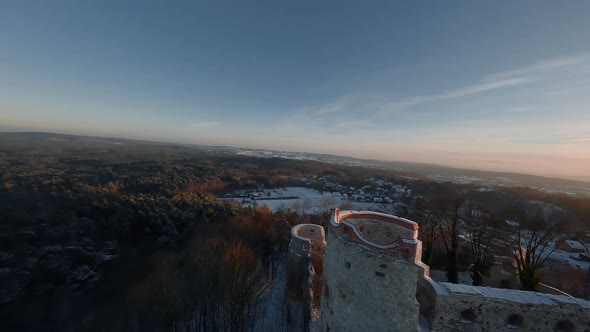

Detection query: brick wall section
xmin=340 ymin=213 xmax=418 ymax=231
xmin=331 ymin=209 xmax=422 ymax=263
xmin=346 ymin=217 xmax=415 ymax=244
xmin=333 ymin=225 xmax=423 ymax=263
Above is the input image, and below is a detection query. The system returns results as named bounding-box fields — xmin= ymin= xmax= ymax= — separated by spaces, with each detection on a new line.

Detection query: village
xmin=222 ymin=176 xmax=413 ymax=212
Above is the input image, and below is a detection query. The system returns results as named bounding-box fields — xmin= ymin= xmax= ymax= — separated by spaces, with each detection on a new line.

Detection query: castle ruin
xmin=287 ymin=208 xmax=590 ymax=332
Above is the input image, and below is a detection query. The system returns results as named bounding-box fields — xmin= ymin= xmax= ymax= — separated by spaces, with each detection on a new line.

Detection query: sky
xmin=1 ymin=1 xmax=590 ymax=180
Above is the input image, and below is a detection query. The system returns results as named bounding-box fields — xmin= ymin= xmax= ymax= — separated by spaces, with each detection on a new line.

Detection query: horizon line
xmin=2 ymin=129 xmax=589 ymax=185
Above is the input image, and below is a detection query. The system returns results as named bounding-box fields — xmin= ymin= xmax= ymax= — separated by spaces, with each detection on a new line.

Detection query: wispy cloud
xmin=379 ymin=77 xmax=530 ymax=113
xmin=505 ymin=106 xmax=534 ymax=113
xmin=333 ymin=121 xmax=380 ymax=129
xmin=377 ymin=53 xmax=590 ymax=114
xmin=275 ymin=53 xmax=590 ymax=176
xmin=546 ymin=83 xmax=590 ymax=96
xmin=189 ymin=121 xmax=220 ymax=128
xmin=285 ymin=54 xmax=590 ymax=128
xmin=284 ymin=95 xmax=379 ymax=129
xmin=567 ymin=137 xmax=590 ymax=143
xmin=506 ymin=134 xmax=590 ymax=146
xmin=290 ymin=98 xmax=352 ymax=120
xmin=484 ymin=54 xmax=590 ymax=81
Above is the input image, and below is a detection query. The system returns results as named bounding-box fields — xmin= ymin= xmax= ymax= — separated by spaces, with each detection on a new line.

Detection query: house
xmin=556 ymin=239 xmax=587 ymax=253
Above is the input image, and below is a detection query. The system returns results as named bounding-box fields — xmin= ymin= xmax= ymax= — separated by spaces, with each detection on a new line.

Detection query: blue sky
xmin=1 ymin=1 xmax=589 ymax=179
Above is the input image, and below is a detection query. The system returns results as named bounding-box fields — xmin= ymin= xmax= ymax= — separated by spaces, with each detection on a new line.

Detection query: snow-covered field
xmin=222 ymin=187 xmax=392 ymax=213
xmin=427 ymin=174 xmax=486 ymax=184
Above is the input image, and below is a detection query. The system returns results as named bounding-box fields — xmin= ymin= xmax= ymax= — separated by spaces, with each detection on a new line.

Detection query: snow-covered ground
xmin=254 ymin=258 xmax=310 ymax=332
xmin=427 ymin=174 xmax=485 ymax=184
xmin=428 ymin=269 xmax=473 ymax=285
xmin=237 ymin=150 xmax=319 ymax=161
xmin=439 ymin=282 xmax=590 ymax=308
xmin=222 ymin=186 xmax=394 ymax=213
xmin=255 ymin=260 xmax=289 ymax=331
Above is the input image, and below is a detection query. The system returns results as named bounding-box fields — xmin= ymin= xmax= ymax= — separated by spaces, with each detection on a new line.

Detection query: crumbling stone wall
xmin=294 ymin=209 xmax=590 ymax=332
xmin=332 ymin=209 xmax=423 ymax=263
xmin=345 ymin=217 xmax=415 ymax=245
xmin=286 ymin=223 xmax=326 ymax=322
xmin=421 ymin=280 xmax=590 ymax=332
xmin=319 ymin=216 xmax=427 ymax=332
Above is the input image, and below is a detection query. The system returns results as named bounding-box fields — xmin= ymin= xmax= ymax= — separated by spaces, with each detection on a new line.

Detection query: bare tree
xmin=178 ymin=237 xmax=270 ymax=332
xmin=466 ymin=207 xmax=496 ymax=286
xmin=440 ymin=195 xmax=464 ymax=284
xmin=319 ymin=197 xmax=336 ymax=221
xmin=221 ymin=240 xmax=269 ymax=332
xmin=504 ymin=214 xmax=559 ymax=291
xmin=339 ymin=201 xmax=354 ymax=210
xmin=411 ymin=199 xmax=442 ymax=266
xmin=291 ymin=198 xmax=312 ymax=216
xmin=319 ymin=197 xmax=335 ymax=212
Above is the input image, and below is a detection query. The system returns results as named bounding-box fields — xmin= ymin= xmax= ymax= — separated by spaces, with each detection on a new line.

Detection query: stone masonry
xmin=287 ymin=209 xmax=590 ymax=332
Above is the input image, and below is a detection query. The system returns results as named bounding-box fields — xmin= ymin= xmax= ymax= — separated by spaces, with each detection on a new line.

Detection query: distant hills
xmin=2 ymin=131 xmax=589 ymax=197
xmin=233 ymin=148 xmax=590 ymax=196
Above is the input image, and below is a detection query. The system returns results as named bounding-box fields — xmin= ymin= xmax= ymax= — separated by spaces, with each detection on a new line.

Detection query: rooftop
xmin=564 ymin=240 xmax=586 ymax=251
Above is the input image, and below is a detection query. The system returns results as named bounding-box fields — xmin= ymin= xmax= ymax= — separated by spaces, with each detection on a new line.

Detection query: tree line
xmin=408 ymin=193 xmax=562 ymax=291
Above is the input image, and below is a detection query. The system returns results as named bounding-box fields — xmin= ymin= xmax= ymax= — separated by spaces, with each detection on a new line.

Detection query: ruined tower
xmin=319 ymin=209 xmax=428 ymax=332
xmin=286 ymin=223 xmax=327 ymax=329
xmin=287 ymin=209 xmax=590 ymax=331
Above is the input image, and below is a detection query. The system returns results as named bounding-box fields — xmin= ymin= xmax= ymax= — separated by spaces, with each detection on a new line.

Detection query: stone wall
xmin=331 ymin=209 xmax=423 ymax=263
xmin=289 ymin=209 xmax=590 ymax=332
xmin=286 ymin=224 xmax=324 ymax=300
xmin=421 ymin=279 xmax=590 ymax=332
xmin=286 ymin=223 xmax=326 ymax=329
xmin=346 ymin=217 xmax=415 ymax=246
xmin=292 ymin=223 xmax=326 ymax=254
xmin=319 ymin=210 xmax=427 ymax=332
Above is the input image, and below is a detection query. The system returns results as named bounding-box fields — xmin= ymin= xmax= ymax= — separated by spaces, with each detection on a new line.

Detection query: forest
xmin=1 ymin=133 xmax=590 ymax=331
xmin=0 ymin=133 xmax=360 ymax=331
